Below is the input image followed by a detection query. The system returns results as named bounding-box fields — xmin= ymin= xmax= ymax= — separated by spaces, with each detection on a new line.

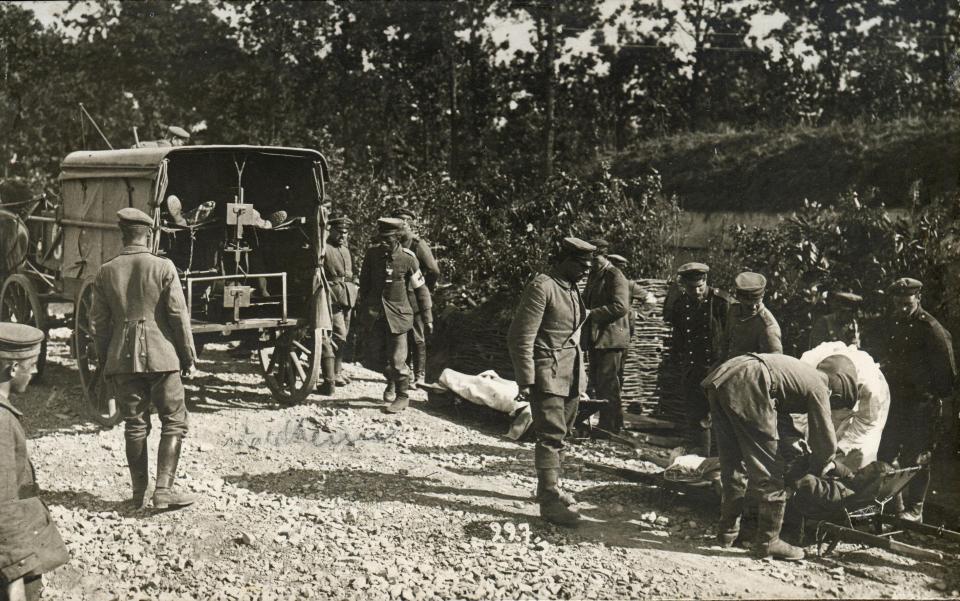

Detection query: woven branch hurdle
xmin=434 ymin=279 xmax=685 ymax=421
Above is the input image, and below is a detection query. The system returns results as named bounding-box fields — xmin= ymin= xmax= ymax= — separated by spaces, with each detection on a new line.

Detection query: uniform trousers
xmin=407 ymin=313 xmax=427 ymax=375
xmin=681 ymin=364 xmax=711 ymax=437
xmin=371 ymin=318 xmax=412 ymax=397
xmin=589 ymin=349 xmax=626 ymax=432
xmin=708 ymin=388 xmax=788 ymax=510
xmin=530 ymin=389 xmax=579 ymax=470
xmin=877 ymin=398 xmax=936 ymax=508
xmin=113 ymin=371 xmax=188 ymax=442
xmin=792 ymin=474 xmax=854 ymax=519
xmin=321 ymin=305 xmax=352 ymax=359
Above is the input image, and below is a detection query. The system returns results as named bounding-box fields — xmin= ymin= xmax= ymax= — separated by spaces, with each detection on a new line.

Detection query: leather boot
xmin=716 ymin=495 xmax=743 ymax=547
xmin=697 ymin=427 xmax=713 ymax=457
xmin=383 ymin=380 xmax=396 ymax=403
xmin=537 ymin=469 xmax=581 ymax=527
xmin=153 ymin=436 xmax=196 ymax=510
xmin=413 ymin=342 xmax=427 ymax=385
xmin=385 ymin=376 xmax=410 ymax=413
xmin=318 ymin=357 xmax=336 ymax=395
xmin=334 ymin=356 xmax=350 ymax=386
xmin=754 ymin=499 xmax=804 ymax=561
xmin=125 ymin=437 xmax=150 ymax=509
xmin=735 ymin=496 xmax=759 ymax=549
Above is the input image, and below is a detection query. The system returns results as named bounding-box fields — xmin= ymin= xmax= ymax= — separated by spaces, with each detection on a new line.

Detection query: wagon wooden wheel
xmin=0 ymin=274 xmax=48 ymax=380
xmin=257 ymin=324 xmax=323 ymax=405
xmin=74 ymin=278 xmax=121 ymax=426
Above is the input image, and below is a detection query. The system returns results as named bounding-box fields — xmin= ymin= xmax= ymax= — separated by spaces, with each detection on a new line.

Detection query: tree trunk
xmin=543 ymin=4 xmax=557 ymax=181
xmin=447 ymin=15 xmax=460 ymax=178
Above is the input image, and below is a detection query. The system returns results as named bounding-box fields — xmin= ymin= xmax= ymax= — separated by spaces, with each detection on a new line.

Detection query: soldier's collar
xmin=547 ymin=266 xmax=575 ymax=289
xmin=0 ymin=394 xmax=22 ymax=418
xmin=121 ymin=244 xmax=152 ymax=255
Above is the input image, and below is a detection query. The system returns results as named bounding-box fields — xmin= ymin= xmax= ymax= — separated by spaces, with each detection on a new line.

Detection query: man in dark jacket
xmin=0 ymin=323 xmax=69 ymax=601
xmin=583 ymin=240 xmax=631 ymax=434
xmin=703 ymin=353 xmax=857 ymax=560
xmin=668 ymin=262 xmax=729 ymax=455
xmin=394 ymin=207 xmax=440 ymax=386
xmin=358 ymin=217 xmax=433 ymax=413
xmin=319 ymin=213 xmax=357 ymax=395
xmin=90 ymin=208 xmax=197 ymax=510
xmin=809 ymin=290 xmax=862 ymax=349
xmin=875 ymin=277 xmax=956 ymax=522
xmin=508 ymin=237 xmax=595 ymax=527
xmin=722 ymin=272 xmax=782 ymax=360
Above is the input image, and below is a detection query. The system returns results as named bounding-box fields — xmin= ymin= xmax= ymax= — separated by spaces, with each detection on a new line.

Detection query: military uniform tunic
xmin=89 ymin=244 xmax=196 ymax=440
xmin=0 ymin=396 xmax=68 ymax=598
xmin=508 ymin=267 xmax=587 ymax=469
xmin=875 ymin=306 xmax=956 ymax=508
xmin=583 ymin=262 xmax=631 ymax=432
xmin=323 ymin=241 xmax=355 ymax=349
xmin=402 ymin=235 xmax=440 ymax=376
xmin=722 ymin=303 xmax=783 ymax=360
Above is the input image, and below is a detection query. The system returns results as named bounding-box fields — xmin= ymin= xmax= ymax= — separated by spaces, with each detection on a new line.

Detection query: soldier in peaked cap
xmin=809 ymin=290 xmax=863 ymax=349
xmin=508 ymin=236 xmax=594 ymax=527
xmin=357 ymin=217 xmax=433 ymax=413
xmin=875 ymin=277 xmax=956 ymax=522
xmin=583 ymin=239 xmax=631 ymax=435
xmin=667 ymin=262 xmax=730 ymax=455
xmin=0 ymin=323 xmax=69 ymax=601
xmin=722 ymin=271 xmax=782 ymax=360
xmin=89 ymin=207 xmax=197 ymax=511
xmin=318 ymin=213 xmax=357 ymax=395
xmin=392 ymin=207 xmax=440 ymax=387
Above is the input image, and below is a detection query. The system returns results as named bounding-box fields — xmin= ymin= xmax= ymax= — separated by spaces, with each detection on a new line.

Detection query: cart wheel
xmin=74 ymin=278 xmax=121 ymax=427
xmin=0 ymin=274 xmax=48 ymax=380
xmin=257 ymin=325 xmax=323 ymax=405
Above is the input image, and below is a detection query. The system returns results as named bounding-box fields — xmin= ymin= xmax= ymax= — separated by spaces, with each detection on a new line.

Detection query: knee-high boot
xmin=536 ymin=468 xmax=580 ymax=527
xmin=153 ymin=436 xmax=196 ymax=510
xmin=125 ymin=437 xmax=150 ymax=509
xmin=754 ymin=498 xmax=804 ymax=560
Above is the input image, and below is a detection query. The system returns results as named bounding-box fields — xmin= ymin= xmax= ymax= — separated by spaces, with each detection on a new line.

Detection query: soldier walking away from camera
xmin=508 ymin=237 xmax=595 ymax=527
xmin=90 ymin=208 xmax=197 ymax=510
xmin=358 ymin=218 xmax=433 ymax=414
xmin=722 ymin=272 xmax=782 ymax=360
xmin=875 ymin=277 xmax=956 ymax=522
xmin=668 ymin=262 xmax=729 ymax=455
xmin=393 ymin=207 xmax=440 ymax=387
xmin=703 ymin=353 xmax=857 ymax=560
xmin=0 ymin=323 xmax=69 ymax=601
xmin=319 ymin=213 xmax=357 ymax=395
xmin=809 ymin=290 xmax=862 ymax=349
xmin=583 ymin=239 xmax=631 ymax=435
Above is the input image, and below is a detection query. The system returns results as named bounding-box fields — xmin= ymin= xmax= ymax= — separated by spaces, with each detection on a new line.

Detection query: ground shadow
xmin=41 ymin=489 xmax=154 ymax=519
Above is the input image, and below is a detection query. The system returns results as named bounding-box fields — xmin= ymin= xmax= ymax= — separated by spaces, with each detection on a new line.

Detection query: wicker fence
xmin=432 ymin=279 xmax=684 ymax=421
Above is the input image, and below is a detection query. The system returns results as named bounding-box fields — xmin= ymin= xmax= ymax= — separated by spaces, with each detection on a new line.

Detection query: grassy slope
xmin=611 ymin=115 xmax=960 ymax=212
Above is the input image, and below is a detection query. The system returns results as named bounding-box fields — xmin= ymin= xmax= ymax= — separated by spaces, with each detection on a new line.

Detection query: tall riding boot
xmin=552 ymin=452 xmax=576 ymax=506
xmin=318 ymin=357 xmax=336 ymax=395
xmin=386 ymin=374 xmax=411 ymax=413
xmin=754 ymin=498 xmax=804 ymax=561
xmin=125 ymin=437 xmax=150 ymax=509
xmin=413 ymin=341 xmax=427 ymax=386
xmin=735 ymin=491 xmax=760 ymax=548
xmin=537 ymin=468 xmax=581 ymax=527
xmin=334 ymin=355 xmax=350 ymax=386
xmin=153 ymin=436 xmax=196 ymax=510
xmin=716 ymin=495 xmax=743 ymax=547
xmin=697 ymin=427 xmax=713 ymax=458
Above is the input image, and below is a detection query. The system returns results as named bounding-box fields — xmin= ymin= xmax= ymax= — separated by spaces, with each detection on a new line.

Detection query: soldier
xmin=318 ymin=213 xmax=357 ymax=395
xmin=875 ymin=277 xmax=956 ymax=522
xmin=90 ymin=208 xmax=197 ymax=510
xmin=703 ymin=353 xmax=857 ymax=560
xmin=358 ymin=217 xmax=433 ymax=414
xmin=393 ymin=207 xmax=440 ymax=386
xmin=722 ymin=271 xmax=782 ymax=360
xmin=507 ymin=237 xmax=595 ymax=527
xmin=809 ymin=290 xmax=862 ymax=349
xmin=583 ymin=239 xmax=631 ymax=435
xmin=0 ymin=323 xmax=69 ymax=601
xmin=668 ymin=262 xmax=729 ymax=455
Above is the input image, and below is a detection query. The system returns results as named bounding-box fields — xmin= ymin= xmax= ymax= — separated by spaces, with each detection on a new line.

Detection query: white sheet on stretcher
xmin=438 ymin=368 xmax=521 ymax=414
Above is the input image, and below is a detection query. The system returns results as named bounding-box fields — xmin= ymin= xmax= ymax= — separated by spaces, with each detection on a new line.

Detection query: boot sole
xmin=153 ymin=500 xmax=195 ymax=510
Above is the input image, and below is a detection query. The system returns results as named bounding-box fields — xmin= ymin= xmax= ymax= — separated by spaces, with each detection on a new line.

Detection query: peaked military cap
xmin=328 ymin=212 xmax=354 ymax=228
xmin=607 ymin=254 xmax=627 ymax=267
xmin=377 ymin=217 xmax=406 ymax=236
xmin=678 ymin=262 xmax=709 ymax=280
xmin=117 ymin=207 xmax=153 ymax=227
xmin=392 ymin=207 xmax=417 ymax=220
xmin=561 ymin=237 xmax=596 ymax=259
xmin=888 ymin=277 xmax=922 ymax=295
xmin=734 ymin=272 xmax=767 ymax=299
xmin=0 ymin=322 xmax=44 ymax=359
xmin=831 ymin=291 xmax=863 ymax=306
xmin=591 ymin=239 xmax=610 ymax=254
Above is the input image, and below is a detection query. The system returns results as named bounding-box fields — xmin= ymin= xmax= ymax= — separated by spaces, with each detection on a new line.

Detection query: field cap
xmin=117 ymin=207 xmax=153 ymax=227
xmin=888 ymin=277 xmax=922 ymax=295
xmin=561 ymin=237 xmax=596 ymax=260
xmin=735 ymin=272 xmax=767 ymax=300
xmin=392 ymin=207 xmax=417 ymax=220
xmin=0 ymin=322 xmax=44 ymax=359
xmin=607 ymin=254 xmax=627 ymax=267
xmin=678 ymin=262 xmax=709 ymax=282
xmin=377 ymin=217 xmax=406 ymax=237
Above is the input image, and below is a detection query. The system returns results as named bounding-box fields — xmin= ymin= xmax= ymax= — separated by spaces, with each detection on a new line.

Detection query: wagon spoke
xmin=289 ymin=350 xmax=306 ymax=383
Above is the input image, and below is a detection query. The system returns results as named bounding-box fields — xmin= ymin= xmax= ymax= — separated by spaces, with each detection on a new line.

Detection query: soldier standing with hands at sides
xmin=508 ymin=237 xmax=595 ymax=527
xmin=722 ymin=271 xmax=782 ymax=360
xmin=90 ymin=208 xmax=197 ymax=510
xmin=358 ymin=218 xmax=433 ymax=414
xmin=875 ymin=277 xmax=956 ymax=522
xmin=318 ymin=213 xmax=357 ymax=395
xmin=0 ymin=323 xmax=69 ymax=601
xmin=582 ymin=239 xmax=631 ymax=435
xmin=809 ymin=290 xmax=862 ymax=349
xmin=393 ymin=207 xmax=440 ymax=387
xmin=668 ymin=262 xmax=729 ymax=455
